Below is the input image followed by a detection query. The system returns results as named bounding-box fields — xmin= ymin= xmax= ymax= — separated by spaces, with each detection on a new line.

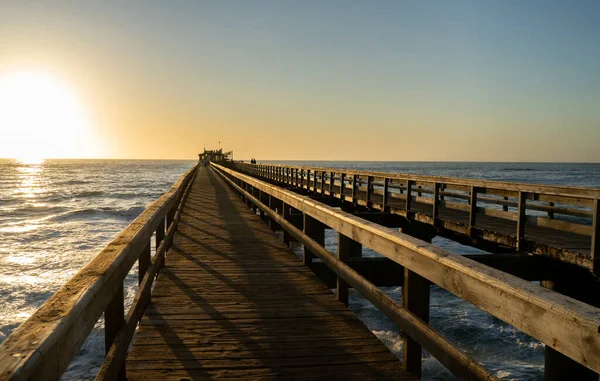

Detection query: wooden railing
xmin=0 ymin=165 xmax=198 ymax=381
xmin=212 ymin=162 xmax=600 ymax=380
xmin=231 ymin=162 xmax=600 ymax=273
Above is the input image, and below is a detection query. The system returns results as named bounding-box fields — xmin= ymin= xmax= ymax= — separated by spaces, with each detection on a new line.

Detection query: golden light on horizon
xmin=0 ymin=69 xmax=96 ymax=161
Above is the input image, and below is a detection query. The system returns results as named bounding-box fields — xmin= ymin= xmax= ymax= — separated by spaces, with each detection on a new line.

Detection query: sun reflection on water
xmin=14 ymin=160 xmax=45 ymax=198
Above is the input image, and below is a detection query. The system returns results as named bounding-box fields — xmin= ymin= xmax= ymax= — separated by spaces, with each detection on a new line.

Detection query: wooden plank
xmin=126 ymin=167 xmax=410 ymax=381
xmin=214 ymin=163 xmax=600 ymax=375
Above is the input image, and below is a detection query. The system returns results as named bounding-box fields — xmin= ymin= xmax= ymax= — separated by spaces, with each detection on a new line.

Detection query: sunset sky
xmin=0 ymin=1 xmax=599 ymax=161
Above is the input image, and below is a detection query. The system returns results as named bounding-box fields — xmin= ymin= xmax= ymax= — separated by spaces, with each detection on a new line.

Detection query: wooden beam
xmin=138 ymin=242 xmax=150 ymax=286
xmin=517 ymin=191 xmax=527 ymax=251
xmin=403 ymin=269 xmax=430 ymax=378
xmin=304 ymin=214 xmax=325 ymax=267
xmin=469 ymin=186 xmax=478 ymax=236
xmin=104 ymin=285 xmax=125 ymax=380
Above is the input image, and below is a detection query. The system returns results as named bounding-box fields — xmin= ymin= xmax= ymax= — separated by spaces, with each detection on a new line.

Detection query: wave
xmin=500 ymin=167 xmax=535 ymax=172
xmin=8 ymin=205 xmax=68 ymax=217
xmin=50 ymin=206 xmax=145 ymax=222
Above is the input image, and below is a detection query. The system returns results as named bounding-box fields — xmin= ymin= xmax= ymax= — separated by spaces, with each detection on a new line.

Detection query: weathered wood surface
xmin=126 ymin=167 xmax=413 ymax=380
xmin=235 ymin=163 xmax=599 ymax=270
xmin=213 ymin=162 xmax=600 ymax=375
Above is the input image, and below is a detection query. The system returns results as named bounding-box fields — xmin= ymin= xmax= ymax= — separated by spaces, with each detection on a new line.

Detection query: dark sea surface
xmin=1 ymin=159 xmax=599 ymax=380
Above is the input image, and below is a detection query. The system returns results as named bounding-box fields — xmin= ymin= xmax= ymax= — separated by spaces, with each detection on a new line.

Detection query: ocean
xmin=1 ymin=159 xmax=599 ymax=380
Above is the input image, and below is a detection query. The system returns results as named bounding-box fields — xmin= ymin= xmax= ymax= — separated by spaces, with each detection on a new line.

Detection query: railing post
xmin=503 ymin=196 xmax=509 ymax=212
xmin=306 ymin=169 xmax=311 ymax=190
xmin=548 ymin=201 xmax=555 ymax=219
xmin=469 ymin=186 xmax=478 ymax=236
xmin=282 ymin=203 xmax=291 ymax=246
xmin=258 ymin=190 xmax=266 ymax=221
xmin=303 ymin=214 xmax=325 ymax=267
xmin=541 ymin=277 xmax=598 ymax=381
xmin=105 ymin=285 xmax=125 ymax=381
xmin=433 ymin=182 xmax=440 ymax=221
xmin=366 ymin=176 xmax=373 ymax=207
xmin=321 ymin=171 xmax=326 ymax=195
xmin=138 ymin=242 xmax=151 ymax=285
xmin=592 ymin=199 xmax=599 ymax=275
xmin=337 ymin=233 xmax=361 ymax=305
xmin=406 ymin=180 xmax=414 ymax=214
xmin=403 ymin=269 xmax=430 ymax=378
xmin=340 ymin=173 xmax=346 ymax=199
xmin=268 ymin=195 xmax=281 ymax=232
xmin=352 ymin=174 xmax=358 ymax=203
xmin=166 ymin=206 xmax=176 ymax=248
xmin=156 ymin=216 xmax=165 ymax=267
xmin=383 ymin=178 xmax=389 ymax=212
xmin=329 ymin=172 xmax=334 ymax=195
xmin=517 ymin=191 xmax=527 ymax=251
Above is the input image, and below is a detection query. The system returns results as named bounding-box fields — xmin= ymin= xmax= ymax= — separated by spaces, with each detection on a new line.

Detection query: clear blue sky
xmin=1 ymin=0 xmax=599 ymax=161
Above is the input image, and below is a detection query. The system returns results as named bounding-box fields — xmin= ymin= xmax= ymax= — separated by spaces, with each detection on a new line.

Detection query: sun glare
xmin=0 ymin=69 xmax=95 ymax=160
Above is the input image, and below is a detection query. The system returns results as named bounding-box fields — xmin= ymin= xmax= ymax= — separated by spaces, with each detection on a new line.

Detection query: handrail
xmin=231 ymin=162 xmax=600 ymax=272
xmin=243 ymin=162 xmax=600 ymax=198
xmin=212 ymin=162 xmax=600 ymax=378
xmin=0 ymin=164 xmax=199 ymax=381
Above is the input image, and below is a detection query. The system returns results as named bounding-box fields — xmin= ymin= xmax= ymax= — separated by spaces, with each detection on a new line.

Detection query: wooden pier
xmin=2 ymin=158 xmax=600 ymax=381
xmin=126 ymin=168 xmax=411 ymax=380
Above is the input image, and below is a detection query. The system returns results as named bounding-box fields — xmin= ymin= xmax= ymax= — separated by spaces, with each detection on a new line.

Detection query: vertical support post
xmin=433 ymin=182 xmax=440 ymax=220
xmin=282 ymin=203 xmax=291 ymax=245
xmin=366 ymin=176 xmax=373 ymax=207
xmin=321 ymin=171 xmax=326 ymax=195
xmin=329 ymin=172 xmax=334 ymax=195
xmin=105 ymin=285 xmax=126 ymax=380
xmin=303 ymin=214 xmax=325 ymax=267
xmin=548 ymin=201 xmax=555 ymax=219
xmin=351 ymin=174 xmax=358 ymax=203
xmin=406 ymin=180 xmax=414 ymax=214
xmin=517 ymin=191 xmax=527 ymax=251
xmin=541 ymin=278 xmax=598 ymax=381
xmin=258 ymin=190 xmax=265 ymax=221
xmin=138 ymin=242 xmax=151 ymax=285
xmin=268 ymin=195 xmax=281 ymax=232
xmin=469 ymin=186 xmax=478 ymax=236
xmin=503 ymin=196 xmax=509 ymax=212
xmin=340 ymin=173 xmax=346 ymax=199
xmin=383 ymin=178 xmax=389 ymax=211
xmin=306 ymin=169 xmax=311 ymax=190
xmin=592 ymin=199 xmax=600 ymax=275
xmin=337 ymin=233 xmax=361 ymax=305
xmin=402 ymin=269 xmax=430 ymax=378
xmin=156 ymin=216 xmax=165 ymax=253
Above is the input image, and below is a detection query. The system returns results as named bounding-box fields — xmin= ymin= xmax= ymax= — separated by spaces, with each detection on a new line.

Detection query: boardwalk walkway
xmin=126 ymin=167 xmax=412 ymax=380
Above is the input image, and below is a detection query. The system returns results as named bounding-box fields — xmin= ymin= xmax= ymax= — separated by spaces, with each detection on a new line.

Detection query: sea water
xmin=1 ymin=159 xmax=599 ymax=380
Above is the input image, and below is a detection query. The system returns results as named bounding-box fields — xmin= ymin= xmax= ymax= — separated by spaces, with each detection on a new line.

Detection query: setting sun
xmin=0 ymin=69 xmax=96 ymax=160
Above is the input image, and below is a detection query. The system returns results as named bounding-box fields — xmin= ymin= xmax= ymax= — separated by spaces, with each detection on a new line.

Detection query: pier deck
xmin=126 ymin=167 xmax=412 ymax=380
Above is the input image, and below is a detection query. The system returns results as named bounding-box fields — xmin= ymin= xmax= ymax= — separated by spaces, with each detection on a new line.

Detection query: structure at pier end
xmin=198 ymin=148 xmax=233 ymax=163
